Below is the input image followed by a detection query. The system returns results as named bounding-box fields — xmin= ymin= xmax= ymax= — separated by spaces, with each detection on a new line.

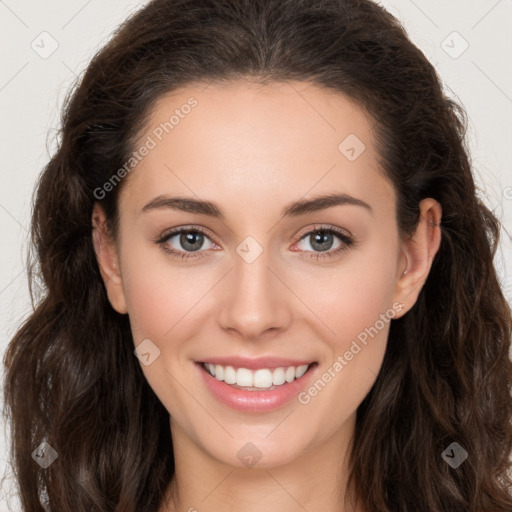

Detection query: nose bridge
xmin=217 ymin=238 xmax=291 ymax=339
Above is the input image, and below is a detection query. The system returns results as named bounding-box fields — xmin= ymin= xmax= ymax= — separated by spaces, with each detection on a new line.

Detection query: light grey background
xmin=1 ymin=0 xmax=511 ymax=509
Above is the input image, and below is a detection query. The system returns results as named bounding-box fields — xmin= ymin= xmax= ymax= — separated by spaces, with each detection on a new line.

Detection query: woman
xmin=3 ymin=0 xmax=512 ymax=511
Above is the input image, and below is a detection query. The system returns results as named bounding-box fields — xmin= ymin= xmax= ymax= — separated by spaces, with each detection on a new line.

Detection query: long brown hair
xmin=3 ymin=0 xmax=512 ymax=510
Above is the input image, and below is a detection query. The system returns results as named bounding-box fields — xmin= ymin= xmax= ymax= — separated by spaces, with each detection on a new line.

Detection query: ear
xmin=91 ymin=203 xmax=128 ymax=314
xmin=392 ymin=198 xmax=442 ymax=318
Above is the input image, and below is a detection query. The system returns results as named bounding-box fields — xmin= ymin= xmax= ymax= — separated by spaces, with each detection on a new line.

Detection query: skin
xmin=92 ymin=80 xmax=442 ymax=512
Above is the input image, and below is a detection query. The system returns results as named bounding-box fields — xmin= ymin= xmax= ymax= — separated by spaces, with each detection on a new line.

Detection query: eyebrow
xmin=141 ymin=192 xmax=373 ymax=219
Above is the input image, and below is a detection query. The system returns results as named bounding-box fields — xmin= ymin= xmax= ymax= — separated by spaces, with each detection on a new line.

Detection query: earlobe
xmin=392 ymin=198 xmax=442 ymax=318
xmin=91 ymin=204 xmax=128 ymax=314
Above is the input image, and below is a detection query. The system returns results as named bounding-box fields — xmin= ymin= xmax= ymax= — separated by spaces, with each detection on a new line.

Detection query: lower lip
xmin=196 ymin=362 xmax=317 ymax=412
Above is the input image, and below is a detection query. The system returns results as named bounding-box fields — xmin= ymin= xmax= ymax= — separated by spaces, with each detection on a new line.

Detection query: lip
xmin=196 ymin=361 xmax=318 ymax=412
xmin=196 ymin=356 xmax=313 ymax=370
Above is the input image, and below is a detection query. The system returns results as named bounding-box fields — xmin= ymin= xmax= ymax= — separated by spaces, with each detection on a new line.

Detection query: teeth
xmin=204 ymin=363 xmax=310 ymax=389
xmin=215 ymin=364 xmax=224 ymax=381
xmin=254 ymin=369 xmax=273 ymax=388
xmin=224 ymin=365 xmax=237 ymax=384
xmin=272 ymin=367 xmax=285 ymax=385
xmin=236 ymin=368 xmax=253 ymax=387
xmin=285 ymin=366 xmax=295 ymax=382
xmin=295 ymin=365 xmax=308 ymax=378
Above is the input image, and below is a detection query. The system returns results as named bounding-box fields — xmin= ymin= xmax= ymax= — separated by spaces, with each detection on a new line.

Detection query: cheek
xmin=292 ymin=237 xmax=399 ymax=346
xmin=341 ymin=264 xmax=396 ymax=339
xmin=119 ymin=241 xmax=206 ymax=344
xmin=119 ymin=246 xmax=209 ymax=410
xmin=120 ymin=221 xmax=400 ymax=337
xmin=293 ymin=259 xmax=397 ymax=432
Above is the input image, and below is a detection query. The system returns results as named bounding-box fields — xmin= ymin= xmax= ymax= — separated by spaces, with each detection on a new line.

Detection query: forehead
xmin=119 ymin=80 xmax=395 ymax=221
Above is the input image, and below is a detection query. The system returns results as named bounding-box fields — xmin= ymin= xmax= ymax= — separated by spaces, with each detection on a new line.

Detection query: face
xmin=93 ymin=80 xmax=439 ymax=469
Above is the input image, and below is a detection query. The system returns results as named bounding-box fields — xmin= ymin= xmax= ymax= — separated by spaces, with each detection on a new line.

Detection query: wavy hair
xmin=3 ymin=0 xmax=512 ymax=510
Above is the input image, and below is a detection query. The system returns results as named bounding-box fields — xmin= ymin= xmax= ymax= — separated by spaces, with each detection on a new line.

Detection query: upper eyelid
xmin=296 ymin=224 xmax=351 ymax=239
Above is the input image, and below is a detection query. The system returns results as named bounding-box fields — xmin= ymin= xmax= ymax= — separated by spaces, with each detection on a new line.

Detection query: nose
xmin=217 ymin=246 xmax=292 ymax=341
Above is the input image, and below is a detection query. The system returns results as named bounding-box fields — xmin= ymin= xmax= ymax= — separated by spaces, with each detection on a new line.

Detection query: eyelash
xmin=155 ymin=224 xmax=355 ymax=262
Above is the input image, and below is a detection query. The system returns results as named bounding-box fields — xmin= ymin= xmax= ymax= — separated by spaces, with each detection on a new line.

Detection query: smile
xmin=202 ymin=362 xmax=310 ymax=390
xmin=196 ymin=358 xmax=318 ymax=412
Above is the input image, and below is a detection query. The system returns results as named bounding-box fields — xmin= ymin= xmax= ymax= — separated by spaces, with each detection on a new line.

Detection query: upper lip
xmin=197 ymin=356 xmax=315 ymax=370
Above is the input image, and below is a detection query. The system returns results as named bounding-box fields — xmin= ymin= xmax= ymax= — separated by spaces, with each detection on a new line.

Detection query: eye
xmin=156 ymin=226 xmax=218 ymax=260
xmin=155 ymin=224 xmax=355 ymax=261
xmin=292 ymin=225 xmax=355 ymax=261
